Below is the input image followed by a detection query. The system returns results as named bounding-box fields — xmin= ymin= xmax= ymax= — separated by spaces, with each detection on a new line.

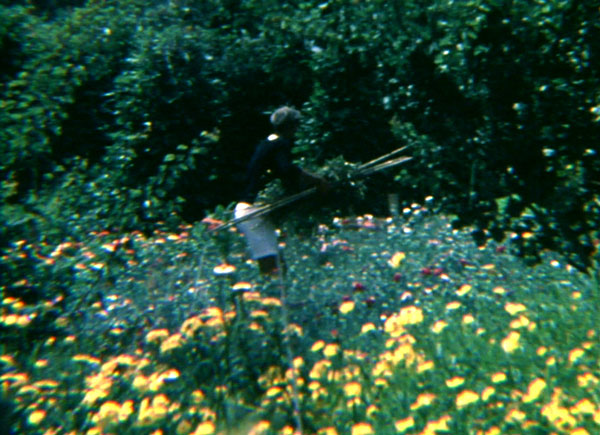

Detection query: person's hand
xmin=315 ymin=177 xmax=332 ymax=195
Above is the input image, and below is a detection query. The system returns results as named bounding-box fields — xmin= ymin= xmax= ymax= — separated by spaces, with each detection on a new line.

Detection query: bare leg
xmin=258 ymin=252 xmax=287 ymax=276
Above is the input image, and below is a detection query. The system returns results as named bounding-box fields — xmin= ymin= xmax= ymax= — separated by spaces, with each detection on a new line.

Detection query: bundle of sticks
xmin=209 ymin=146 xmax=412 ymax=232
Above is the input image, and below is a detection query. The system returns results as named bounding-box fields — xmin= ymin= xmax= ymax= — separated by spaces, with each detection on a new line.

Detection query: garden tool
xmin=209 ymin=146 xmax=413 ymax=232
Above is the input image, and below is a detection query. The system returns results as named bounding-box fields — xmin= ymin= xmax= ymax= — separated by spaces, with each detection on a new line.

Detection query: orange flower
xmin=213 ymin=263 xmax=235 ymax=275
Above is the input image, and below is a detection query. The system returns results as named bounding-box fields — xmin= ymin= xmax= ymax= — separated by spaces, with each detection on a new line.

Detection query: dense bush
xmin=0 ymin=0 xmax=598 ymax=271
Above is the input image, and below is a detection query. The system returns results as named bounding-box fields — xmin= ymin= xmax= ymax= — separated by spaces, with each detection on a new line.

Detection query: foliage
xmin=0 ymin=0 xmax=599 ymax=271
xmin=1 ymin=206 xmax=598 ymax=434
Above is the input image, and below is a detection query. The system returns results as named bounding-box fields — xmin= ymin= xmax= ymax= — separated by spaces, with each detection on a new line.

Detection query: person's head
xmin=270 ymin=106 xmax=301 ymax=137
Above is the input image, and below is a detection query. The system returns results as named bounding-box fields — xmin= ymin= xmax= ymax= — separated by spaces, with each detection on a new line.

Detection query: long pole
xmin=209 ymin=152 xmax=412 ymax=232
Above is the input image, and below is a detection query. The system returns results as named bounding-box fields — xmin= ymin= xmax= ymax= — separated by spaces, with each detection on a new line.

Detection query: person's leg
xmin=258 ymin=255 xmax=278 ymax=275
xmin=258 ymin=251 xmax=288 ymax=276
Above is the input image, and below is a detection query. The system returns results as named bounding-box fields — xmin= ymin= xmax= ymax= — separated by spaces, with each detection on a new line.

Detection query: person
xmin=235 ymin=106 xmax=329 ymax=276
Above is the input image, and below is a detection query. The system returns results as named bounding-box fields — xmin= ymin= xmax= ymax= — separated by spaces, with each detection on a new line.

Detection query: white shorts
xmin=234 ymin=202 xmax=278 ymax=260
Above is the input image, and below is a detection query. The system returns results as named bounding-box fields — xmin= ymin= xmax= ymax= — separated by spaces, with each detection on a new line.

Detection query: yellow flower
xmin=456 ymin=390 xmax=479 ymax=408
xmin=569 ymin=428 xmax=590 ymax=435
xmin=248 ymin=420 xmax=270 ymax=435
xmin=417 ymin=360 xmax=435 ymax=373
xmin=366 ymin=404 xmax=378 ymax=417
xmin=410 ymin=393 xmax=436 ymax=410
xmin=463 ymin=314 xmax=475 ymax=324
xmin=339 ymin=300 xmax=356 ymax=314
xmin=181 ymin=317 xmax=203 ymax=338
xmin=33 ymin=379 xmax=59 ymax=389
xmin=284 ymin=323 xmax=303 ymax=336
xmin=323 ymin=343 xmax=340 ymax=358
xmin=119 ymin=400 xmax=134 ymax=422
xmin=384 ymin=315 xmax=406 ymax=338
xmin=481 ymin=386 xmax=495 ymax=402
xmin=361 ymin=323 xmax=376 ymax=334
xmin=309 ymin=359 xmax=332 ymax=379
xmin=394 ymin=416 xmax=415 ymax=433
xmin=232 ymin=281 xmax=252 ymax=291
xmin=384 ymin=306 xmax=424 ymax=337
xmin=445 ymin=376 xmax=465 ymax=388
xmin=506 ymin=408 xmax=526 ymax=423
xmin=456 ymin=284 xmax=472 ymax=296
xmin=501 ymin=331 xmax=521 ymax=353
xmin=311 ymin=340 xmax=325 ymax=352
xmin=446 ymin=301 xmax=461 ymax=310
xmin=160 ymin=333 xmax=185 ymax=353
xmin=374 ymin=377 xmax=389 ymax=387
xmin=72 ymin=354 xmax=101 ymax=366
xmin=343 ymin=381 xmax=362 ymax=397
xmin=213 ymin=263 xmax=235 ymax=275
xmin=0 ymin=354 xmax=16 ymax=366
xmin=491 ymin=372 xmax=507 ymax=383
xmin=132 ymin=374 xmax=149 ymax=392
xmin=347 ymin=396 xmax=362 ymax=407
xmin=399 ymin=305 xmax=424 ymax=324
xmin=266 ymin=386 xmax=283 ymax=398
xmin=191 ymin=390 xmax=205 ymax=404
xmin=192 ymin=420 xmax=216 ymax=435
xmin=577 ymin=372 xmax=599 ymax=388
xmin=570 ymin=398 xmax=596 ymax=415
xmin=82 ymin=387 xmax=109 ymax=405
xmin=492 ymin=286 xmax=507 ymax=295
xmin=388 ymin=252 xmax=406 ymax=268
xmin=27 ymin=409 xmax=46 ymax=425
xmin=522 ymin=378 xmax=546 ymax=403
xmin=317 ymin=428 xmax=338 ymax=435
xmin=505 ymin=302 xmax=527 ymax=316
xmin=261 ymin=297 xmax=282 ymax=307
xmin=423 ymin=415 xmax=451 ymax=433
xmin=351 ymin=422 xmax=373 ymax=435
xmin=137 ymin=395 xmax=169 ymax=426
xmin=176 ymin=420 xmax=193 ymax=435
xmin=510 ymin=315 xmax=530 ymax=329
xmin=431 ymin=320 xmax=448 ymax=334
xmin=568 ymin=348 xmax=585 ymax=364
xmin=94 ymin=401 xmax=121 ymax=427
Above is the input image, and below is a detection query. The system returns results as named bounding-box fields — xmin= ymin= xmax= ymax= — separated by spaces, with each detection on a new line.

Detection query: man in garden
xmin=235 ymin=106 xmax=330 ymax=276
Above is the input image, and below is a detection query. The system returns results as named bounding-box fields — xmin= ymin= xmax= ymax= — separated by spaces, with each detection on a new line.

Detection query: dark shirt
xmin=241 ymin=135 xmax=303 ymax=203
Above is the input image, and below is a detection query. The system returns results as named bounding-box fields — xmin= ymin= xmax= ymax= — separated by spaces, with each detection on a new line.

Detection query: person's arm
xmin=273 ymin=140 xmax=331 ymax=194
xmin=298 ymin=169 xmax=331 ymax=194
